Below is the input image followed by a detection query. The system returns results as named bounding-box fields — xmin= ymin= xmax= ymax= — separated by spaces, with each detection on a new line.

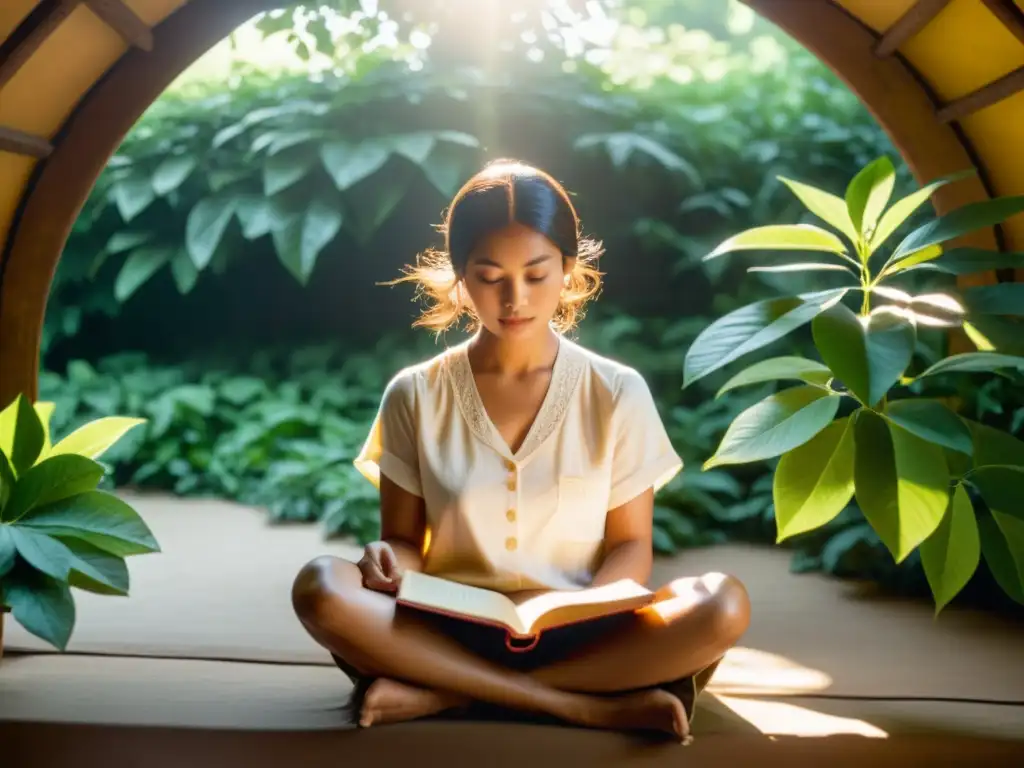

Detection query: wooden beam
xmin=938 ymin=66 xmax=1024 ymax=123
xmin=874 ymin=0 xmax=952 ymax=57
xmin=0 ymin=126 xmax=52 ymax=159
xmin=980 ymin=0 xmax=1024 ymax=45
xmin=84 ymin=0 xmax=153 ymax=51
xmin=0 ymin=0 xmax=82 ymax=91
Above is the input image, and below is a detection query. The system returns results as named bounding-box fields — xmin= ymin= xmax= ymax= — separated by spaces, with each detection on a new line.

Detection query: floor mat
xmin=4 ymin=491 xmax=1023 ymax=703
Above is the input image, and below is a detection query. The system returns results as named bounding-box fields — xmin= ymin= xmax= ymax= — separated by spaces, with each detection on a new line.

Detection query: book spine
xmin=505 ymin=631 xmax=541 ymax=653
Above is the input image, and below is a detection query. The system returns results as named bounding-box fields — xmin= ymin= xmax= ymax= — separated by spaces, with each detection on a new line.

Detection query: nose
xmin=503 ymin=277 xmax=527 ymax=311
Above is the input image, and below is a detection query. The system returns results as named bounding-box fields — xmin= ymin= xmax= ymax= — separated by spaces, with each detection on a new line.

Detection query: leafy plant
xmin=685 ymin=155 xmax=1024 ymax=613
xmin=0 ymin=395 xmax=158 ymax=651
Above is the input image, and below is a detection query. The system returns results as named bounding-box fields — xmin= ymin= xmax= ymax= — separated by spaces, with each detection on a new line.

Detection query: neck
xmin=469 ymin=325 xmax=560 ymax=375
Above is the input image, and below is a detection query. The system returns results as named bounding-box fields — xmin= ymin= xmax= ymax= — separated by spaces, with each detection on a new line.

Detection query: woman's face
xmin=462 ymin=223 xmax=572 ymax=340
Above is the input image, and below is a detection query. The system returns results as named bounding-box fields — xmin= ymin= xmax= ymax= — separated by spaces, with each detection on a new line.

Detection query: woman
xmin=292 ymin=160 xmax=751 ymax=743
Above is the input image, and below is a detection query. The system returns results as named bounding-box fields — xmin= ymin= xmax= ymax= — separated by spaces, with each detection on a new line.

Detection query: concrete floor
xmin=1 ymin=491 xmax=1022 ymax=766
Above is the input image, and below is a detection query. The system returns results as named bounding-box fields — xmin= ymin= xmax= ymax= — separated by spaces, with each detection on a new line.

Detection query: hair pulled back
xmin=395 ymin=159 xmax=603 ymax=333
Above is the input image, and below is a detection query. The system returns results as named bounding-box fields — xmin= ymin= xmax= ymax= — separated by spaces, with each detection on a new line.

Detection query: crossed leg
xmin=292 ymin=556 xmax=750 ymax=739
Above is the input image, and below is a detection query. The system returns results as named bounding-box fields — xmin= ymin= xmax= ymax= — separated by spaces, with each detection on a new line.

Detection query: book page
xmin=513 ymin=579 xmax=654 ymax=634
xmin=398 ymin=571 xmax=525 ymax=634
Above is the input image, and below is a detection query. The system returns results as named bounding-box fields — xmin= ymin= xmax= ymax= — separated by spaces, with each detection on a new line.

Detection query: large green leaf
xmin=716 ymin=356 xmax=832 ymax=398
xmin=263 ymin=146 xmax=317 ymax=196
xmin=420 ymin=140 xmax=472 ymax=197
xmin=908 ymin=248 xmax=1024 ymax=275
xmin=170 ymin=248 xmax=199 ymax=294
xmin=234 ymin=195 xmax=275 ymax=240
xmin=271 ymin=196 xmax=343 ymax=285
xmin=704 ymin=386 xmax=840 ymax=469
xmin=773 ymin=416 xmax=855 ymax=541
xmin=34 ymin=401 xmax=55 ymax=457
xmin=60 ymin=537 xmax=129 ymax=596
xmin=9 ymin=527 xmax=73 ymax=580
xmin=3 ymin=566 xmax=76 ymax=650
xmin=185 ymin=197 xmax=237 ymax=270
xmin=920 ymin=483 xmax=980 ymax=613
xmin=884 ymin=399 xmax=973 ymax=455
xmin=962 ymin=284 xmax=1024 ymax=316
xmin=777 ymin=176 xmax=857 ymax=244
xmin=684 ymin=289 xmax=847 ymax=387
xmin=978 ymin=511 xmax=1024 ymax=605
xmin=845 ymin=156 xmax=895 ymax=242
xmin=748 ymin=263 xmax=854 ymax=275
xmin=964 ymin=315 xmax=1024 ymax=355
xmin=574 ymin=132 xmax=700 ymax=185
xmin=50 ymin=416 xmax=146 ymax=461
xmin=112 ymin=175 xmax=156 ymax=222
xmin=0 ymin=394 xmax=45 ymax=477
xmin=869 ymin=172 xmax=971 ymax=253
xmin=321 ymin=139 xmax=390 ymax=190
xmin=17 ymin=490 xmax=160 ymax=556
xmin=114 ymin=246 xmax=174 ymax=302
xmin=0 ymin=451 xmax=13 ymax=514
xmin=346 ymin=175 xmax=406 ymax=244
xmin=854 ymin=411 xmax=950 ymax=562
xmin=152 ymin=155 xmax=197 ymax=196
xmin=389 ymin=131 xmax=437 ymax=164
xmin=892 ymin=195 xmax=1024 ymax=262
xmin=0 ymin=526 xmax=15 ymax=577
xmin=880 ymin=244 xmax=942 ymax=276
xmin=971 ymin=466 xmax=1024 ymax=522
xmin=3 ymin=455 xmax=105 ymax=521
xmin=915 ymin=352 xmax=1024 ymax=379
xmin=812 ymin=303 xmax=915 ymax=406
xmin=704 ymin=224 xmax=847 ymax=261
xmin=966 ymin=420 xmax=1024 ymax=468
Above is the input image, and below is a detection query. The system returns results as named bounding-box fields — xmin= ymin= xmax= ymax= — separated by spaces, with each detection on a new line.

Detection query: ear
xmin=563 ymin=256 xmax=577 ymax=277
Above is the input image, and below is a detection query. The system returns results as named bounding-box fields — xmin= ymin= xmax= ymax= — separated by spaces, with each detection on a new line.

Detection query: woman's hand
xmin=358 ymin=541 xmax=405 ymax=593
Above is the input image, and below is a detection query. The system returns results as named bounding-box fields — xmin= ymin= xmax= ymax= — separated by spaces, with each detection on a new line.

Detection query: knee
xmin=291 ymin=555 xmax=348 ymax=625
xmin=701 ymin=572 xmax=751 ymax=643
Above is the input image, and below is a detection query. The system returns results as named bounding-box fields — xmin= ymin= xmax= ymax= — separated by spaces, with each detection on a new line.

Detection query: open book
xmin=396 ymin=571 xmax=655 ymax=651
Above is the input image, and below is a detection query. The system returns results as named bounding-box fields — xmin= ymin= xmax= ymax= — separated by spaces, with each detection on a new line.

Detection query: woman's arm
xmin=379 ymin=474 xmax=428 ymax=572
xmin=590 ymin=487 xmax=655 ymax=587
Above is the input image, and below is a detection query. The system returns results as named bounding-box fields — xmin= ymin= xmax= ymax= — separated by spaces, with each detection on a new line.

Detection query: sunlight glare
xmin=707 ymin=646 xmax=834 ymax=696
xmin=713 ymin=694 xmax=889 ymax=739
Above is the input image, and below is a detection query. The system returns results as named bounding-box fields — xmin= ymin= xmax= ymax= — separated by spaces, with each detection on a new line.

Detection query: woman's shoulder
xmin=565 ymin=337 xmax=652 ymax=400
xmin=382 ymin=342 xmax=463 ymax=398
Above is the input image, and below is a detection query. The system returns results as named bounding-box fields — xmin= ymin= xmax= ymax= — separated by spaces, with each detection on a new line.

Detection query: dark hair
xmin=394 ymin=159 xmax=603 ymax=333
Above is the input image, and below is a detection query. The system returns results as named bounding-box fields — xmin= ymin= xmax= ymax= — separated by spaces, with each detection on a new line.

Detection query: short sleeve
xmin=354 ymin=371 xmax=423 ymax=497
xmin=608 ymin=369 xmax=683 ymax=510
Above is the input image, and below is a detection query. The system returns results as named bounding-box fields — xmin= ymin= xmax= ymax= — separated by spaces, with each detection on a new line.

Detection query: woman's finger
xmin=378 ymin=544 xmax=401 ymax=578
xmin=359 ymin=558 xmax=390 ymax=590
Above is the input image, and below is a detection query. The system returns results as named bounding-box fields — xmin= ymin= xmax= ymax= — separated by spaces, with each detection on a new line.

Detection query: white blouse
xmin=354 ymin=335 xmax=683 ymax=592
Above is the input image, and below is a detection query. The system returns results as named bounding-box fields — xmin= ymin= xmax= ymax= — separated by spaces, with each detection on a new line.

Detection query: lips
xmin=499 ymin=317 xmax=533 ymax=325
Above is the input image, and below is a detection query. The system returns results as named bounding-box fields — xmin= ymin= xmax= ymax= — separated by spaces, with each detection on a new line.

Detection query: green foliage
xmin=688 ymin=156 xmax=1024 ymax=612
xmin=0 ymin=395 xmax=156 ymax=650
xmin=48 ymin=19 xmax=897 ymax=358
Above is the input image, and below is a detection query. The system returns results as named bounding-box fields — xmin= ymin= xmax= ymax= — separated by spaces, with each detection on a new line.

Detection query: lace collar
xmin=446 ymin=335 xmax=585 ymax=462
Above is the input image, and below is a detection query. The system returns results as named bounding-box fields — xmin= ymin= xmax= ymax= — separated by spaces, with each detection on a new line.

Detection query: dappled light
xmin=706 ymin=647 xmax=833 ymax=696
xmin=713 ymin=693 xmax=889 ymax=738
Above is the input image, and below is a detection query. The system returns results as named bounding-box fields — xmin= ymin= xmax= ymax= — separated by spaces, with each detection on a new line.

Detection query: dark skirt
xmin=333 ymin=605 xmax=705 ymax=727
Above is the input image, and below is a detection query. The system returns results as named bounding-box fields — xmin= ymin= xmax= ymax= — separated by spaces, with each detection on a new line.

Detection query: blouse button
xmin=505 ymin=459 xmax=516 ymax=472
xmin=506 ymin=509 xmax=516 ymax=522
xmin=505 ymin=536 xmax=518 ymax=551
xmin=507 ymin=477 xmax=516 ymax=492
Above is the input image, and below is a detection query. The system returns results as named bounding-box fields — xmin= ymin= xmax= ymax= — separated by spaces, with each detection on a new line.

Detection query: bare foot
xmin=359 ymin=678 xmax=469 ymax=727
xmin=583 ymin=689 xmax=691 ymax=744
